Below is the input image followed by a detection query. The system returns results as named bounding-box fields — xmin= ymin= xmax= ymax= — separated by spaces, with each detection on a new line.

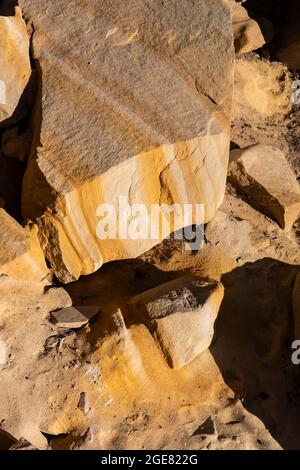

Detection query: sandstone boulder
xmin=229 ymin=144 xmax=300 ymax=231
xmin=293 ymin=273 xmax=300 ymax=339
xmin=19 ymin=0 xmax=234 ymax=282
xmin=129 ymin=276 xmax=224 ymax=368
xmin=0 ymin=209 xmax=48 ymax=281
xmin=0 ymin=7 xmax=31 ymax=123
xmin=228 ymin=0 xmax=265 ymax=53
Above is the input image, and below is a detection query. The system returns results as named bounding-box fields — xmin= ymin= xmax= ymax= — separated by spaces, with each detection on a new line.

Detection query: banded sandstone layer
xmin=19 ymin=0 xmax=235 ymax=282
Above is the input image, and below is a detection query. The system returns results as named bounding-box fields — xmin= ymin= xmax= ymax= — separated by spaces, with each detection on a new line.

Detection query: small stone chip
xmin=50 ymin=306 xmax=100 ymax=328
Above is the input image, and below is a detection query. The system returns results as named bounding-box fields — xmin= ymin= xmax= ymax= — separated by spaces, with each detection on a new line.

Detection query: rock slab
xmin=50 ymin=305 xmax=100 ymax=328
xmin=129 ymin=276 xmax=224 ymax=368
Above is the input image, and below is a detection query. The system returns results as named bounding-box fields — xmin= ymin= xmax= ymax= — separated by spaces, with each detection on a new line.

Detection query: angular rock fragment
xmin=0 ymin=7 xmax=31 ymax=123
xmin=228 ymin=0 xmax=265 ymax=53
xmin=0 ymin=209 xmax=48 ymax=281
xmin=19 ymin=0 xmax=234 ymax=282
xmin=293 ymin=273 xmax=300 ymax=340
xmin=275 ymin=1 xmax=300 ymax=71
xmin=50 ymin=306 xmax=100 ymax=328
xmin=129 ymin=276 xmax=224 ymax=368
xmin=229 ymin=144 xmax=300 ymax=231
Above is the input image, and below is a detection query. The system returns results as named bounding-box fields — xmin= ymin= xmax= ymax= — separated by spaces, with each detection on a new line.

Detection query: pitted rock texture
xmin=229 ymin=144 xmax=300 ymax=232
xmin=0 ymin=208 xmax=48 ymax=281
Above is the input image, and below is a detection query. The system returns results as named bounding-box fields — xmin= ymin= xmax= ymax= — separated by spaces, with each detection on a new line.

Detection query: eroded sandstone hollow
xmin=0 ymin=0 xmax=300 ymax=451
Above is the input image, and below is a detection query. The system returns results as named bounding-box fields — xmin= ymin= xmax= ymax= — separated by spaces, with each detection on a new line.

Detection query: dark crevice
xmin=242 ymin=0 xmax=299 ymax=65
xmin=0 ymin=427 xmax=17 ymax=450
xmin=211 ymin=258 xmax=300 ymax=450
xmin=0 ymin=0 xmax=18 ymax=16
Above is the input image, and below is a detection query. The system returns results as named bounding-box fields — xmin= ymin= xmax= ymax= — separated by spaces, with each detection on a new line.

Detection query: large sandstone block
xmin=0 ymin=7 xmax=31 ymax=123
xmin=0 ymin=209 xmax=48 ymax=281
xmin=129 ymin=276 xmax=224 ymax=368
xmin=19 ymin=0 xmax=234 ymax=282
xmin=229 ymin=144 xmax=300 ymax=231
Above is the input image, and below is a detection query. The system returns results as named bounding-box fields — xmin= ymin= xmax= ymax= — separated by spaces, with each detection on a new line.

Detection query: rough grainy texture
xmin=0 ymin=208 xmax=48 ymax=281
xmin=0 ymin=7 xmax=31 ymax=123
xmin=229 ymin=144 xmax=300 ymax=231
xmin=293 ymin=273 xmax=300 ymax=339
xmin=1 ymin=0 xmax=300 ymax=453
xmin=129 ymin=276 xmax=224 ymax=368
xmin=228 ymin=0 xmax=265 ymax=53
xmin=233 ymin=54 xmax=291 ymax=124
xmin=19 ymin=0 xmax=235 ymax=282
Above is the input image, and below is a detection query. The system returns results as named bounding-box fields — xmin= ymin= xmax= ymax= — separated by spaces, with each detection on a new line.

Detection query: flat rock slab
xmin=0 ymin=209 xmax=48 ymax=281
xmin=229 ymin=144 xmax=300 ymax=231
xmin=50 ymin=306 xmax=100 ymax=328
xmin=129 ymin=276 xmax=224 ymax=368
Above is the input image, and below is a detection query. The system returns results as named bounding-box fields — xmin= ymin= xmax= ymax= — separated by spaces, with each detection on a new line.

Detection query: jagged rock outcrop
xmin=129 ymin=276 xmax=224 ymax=368
xmin=0 ymin=7 xmax=31 ymax=123
xmin=19 ymin=0 xmax=235 ymax=282
xmin=0 ymin=208 xmax=48 ymax=281
xmin=229 ymin=144 xmax=300 ymax=231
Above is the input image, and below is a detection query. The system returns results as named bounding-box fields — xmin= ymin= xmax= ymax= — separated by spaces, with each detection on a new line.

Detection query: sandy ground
xmin=0 ymin=188 xmax=299 ymax=450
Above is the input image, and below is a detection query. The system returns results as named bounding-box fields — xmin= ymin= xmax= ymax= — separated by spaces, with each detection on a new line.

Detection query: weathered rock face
xmin=228 ymin=0 xmax=265 ymax=53
xmin=19 ymin=0 xmax=235 ymax=282
xmin=229 ymin=144 xmax=300 ymax=231
xmin=293 ymin=273 xmax=300 ymax=340
xmin=0 ymin=7 xmax=31 ymax=123
xmin=129 ymin=276 xmax=224 ymax=368
xmin=0 ymin=208 xmax=48 ymax=281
